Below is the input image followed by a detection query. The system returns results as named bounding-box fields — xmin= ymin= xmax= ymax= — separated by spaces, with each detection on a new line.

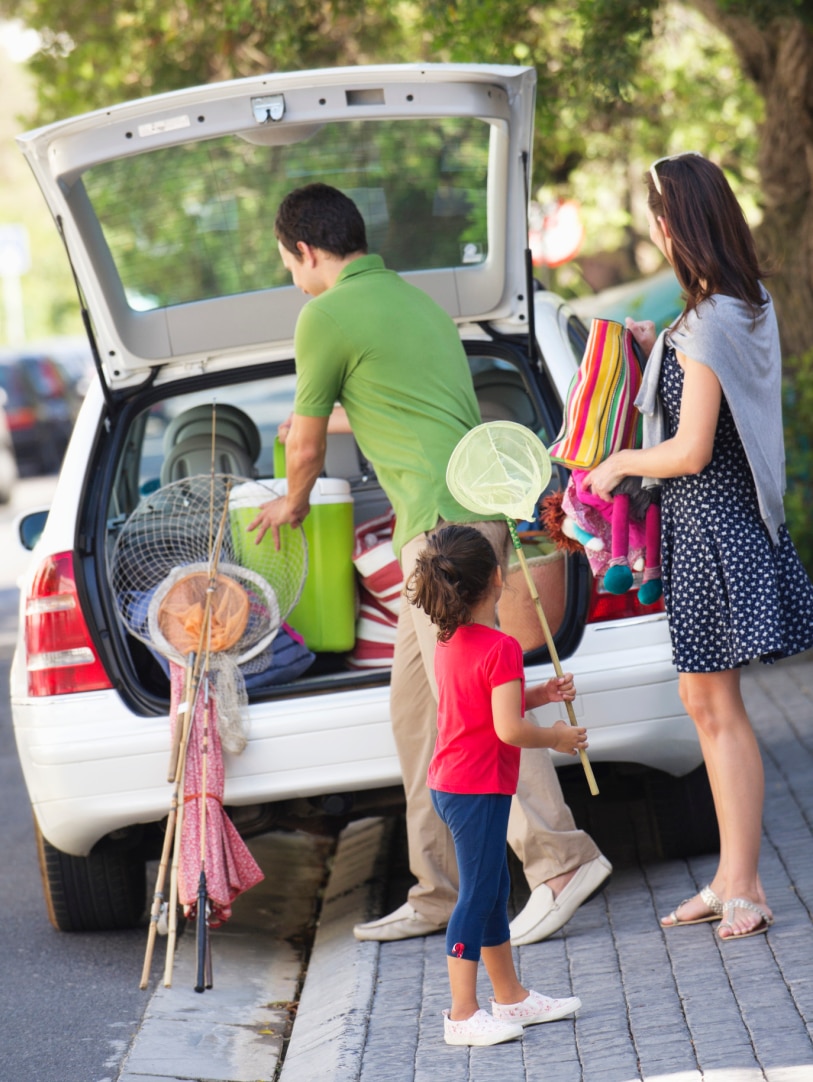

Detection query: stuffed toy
xmin=541 ymin=469 xmax=663 ymax=606
xmin=544 ymin=317 xmax=662 ymax=606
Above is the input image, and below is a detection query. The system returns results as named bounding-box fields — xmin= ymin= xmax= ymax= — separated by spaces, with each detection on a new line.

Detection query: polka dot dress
xmin=659 ymin=346 xmax=813 ymax=673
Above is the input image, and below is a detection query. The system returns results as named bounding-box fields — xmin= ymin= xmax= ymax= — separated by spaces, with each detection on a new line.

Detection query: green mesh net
xmin=446 ymin=421 xmax=552 ymax=522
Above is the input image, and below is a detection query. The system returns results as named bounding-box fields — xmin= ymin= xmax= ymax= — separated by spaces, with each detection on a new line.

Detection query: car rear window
xmin=82 ymin=117 xmax=491 ymax=311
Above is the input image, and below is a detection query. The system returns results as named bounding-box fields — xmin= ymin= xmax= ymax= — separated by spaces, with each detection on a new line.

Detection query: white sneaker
xmin=443 ymin=1008 xmax=523 ymax=1046
xmin=491 ymin=989 xmax=581 ymax=1027
xmin=353 ymin=902 xmax=446 ymax=942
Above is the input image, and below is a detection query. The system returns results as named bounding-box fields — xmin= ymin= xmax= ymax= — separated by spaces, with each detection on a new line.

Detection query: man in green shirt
xmin=250 ymin=183 xmax=610 ymax=945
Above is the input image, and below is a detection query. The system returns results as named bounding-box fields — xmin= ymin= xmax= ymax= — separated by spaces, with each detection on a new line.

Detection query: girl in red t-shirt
xmin=407 ymin=523 xmax=588 ymax=1047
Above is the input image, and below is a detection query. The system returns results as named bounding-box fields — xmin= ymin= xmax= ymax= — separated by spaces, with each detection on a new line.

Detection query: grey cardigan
xmin=634 ymin=291 xmax=786 ymax=544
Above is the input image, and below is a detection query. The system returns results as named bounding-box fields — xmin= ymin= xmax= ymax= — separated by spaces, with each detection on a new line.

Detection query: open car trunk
xmin=85 ymin=330 xmax=582 ymax=716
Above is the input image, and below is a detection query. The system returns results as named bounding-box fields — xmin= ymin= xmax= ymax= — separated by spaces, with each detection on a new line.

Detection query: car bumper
xmin=11 ymin=680 xmax=400 ymax=855
xmin=12 ymin=616 xmax=696 ymax=857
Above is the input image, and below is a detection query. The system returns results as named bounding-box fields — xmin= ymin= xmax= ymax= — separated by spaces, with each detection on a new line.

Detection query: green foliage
xmin=0 ymin=0 xmax=411 ymax=124
xmin=575 ymin=0 xmax=658 ymax=102
xmin=783 ymin=351 xmax=813 ymax=575
xmin=0 ymin=0 xmax=796 ymax=339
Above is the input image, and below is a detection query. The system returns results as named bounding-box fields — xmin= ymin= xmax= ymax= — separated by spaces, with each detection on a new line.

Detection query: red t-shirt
xmin=427 ymin=623 xmax=525 ymax=795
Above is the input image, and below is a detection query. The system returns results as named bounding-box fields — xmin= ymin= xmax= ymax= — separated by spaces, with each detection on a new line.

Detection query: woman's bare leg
xmin=662 ymin=669 xmax=771 ymax=935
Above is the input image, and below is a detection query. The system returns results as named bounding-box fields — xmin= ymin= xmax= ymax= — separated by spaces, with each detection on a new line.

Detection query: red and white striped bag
xmin=347 ymin=509 xmax=403 ymax=670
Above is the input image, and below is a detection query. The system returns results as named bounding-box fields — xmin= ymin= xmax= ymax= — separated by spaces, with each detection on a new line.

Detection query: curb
xmin=118 ymin=830 xmax=334 ymax=1082
xmin=279 ymin=817 xmax=390 ymax=1082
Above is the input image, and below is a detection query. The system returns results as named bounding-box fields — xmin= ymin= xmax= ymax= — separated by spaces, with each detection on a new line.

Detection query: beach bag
xmin=548 ymin=318 xmax=646 ymax=469
xmin=347 ymin=509 xmax=402 ymax=670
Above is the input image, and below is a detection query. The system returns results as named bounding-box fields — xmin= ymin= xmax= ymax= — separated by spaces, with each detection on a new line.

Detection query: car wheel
xmin=645 ymin=763 xmax=720 ymax=860
xmin=35 ymin=819 xmax=147 ymax=932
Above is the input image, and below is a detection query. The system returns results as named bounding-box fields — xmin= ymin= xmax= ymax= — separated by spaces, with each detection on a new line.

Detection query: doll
xmin=542 ymin=470 xmax=662 ymax=606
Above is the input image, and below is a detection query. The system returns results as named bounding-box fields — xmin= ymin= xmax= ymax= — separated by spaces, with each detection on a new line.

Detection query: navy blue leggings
xmin=430 ymin=789 xmax=512 ymax=962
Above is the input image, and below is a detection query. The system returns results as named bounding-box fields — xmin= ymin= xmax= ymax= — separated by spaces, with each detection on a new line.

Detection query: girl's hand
xmin=625 ymin=317 xmax=657 ymax=355
xmin=545 ymin=673 xmax=576 ymax=703
xmin=549 ymin=720 xmax=589 ymax=757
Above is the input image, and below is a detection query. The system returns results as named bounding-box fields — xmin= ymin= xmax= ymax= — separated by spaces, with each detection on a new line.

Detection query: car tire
xmin=646 ymin=763 xmax=720 ymax=860
xmin=35 ymin=819 xmax=147 ymax=932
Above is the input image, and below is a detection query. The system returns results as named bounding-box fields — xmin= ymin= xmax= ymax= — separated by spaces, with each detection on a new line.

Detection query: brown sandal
xmin=661 ymin=884 xmax=723 ymax=927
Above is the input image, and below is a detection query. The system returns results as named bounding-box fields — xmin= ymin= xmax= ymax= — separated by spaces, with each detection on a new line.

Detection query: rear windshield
xmin=82 ymin=117 xmax=491 ymax=311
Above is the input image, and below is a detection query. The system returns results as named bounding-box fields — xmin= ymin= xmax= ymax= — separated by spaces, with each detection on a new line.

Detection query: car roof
xmin=18 ymin=64 xmax=537 ymax=396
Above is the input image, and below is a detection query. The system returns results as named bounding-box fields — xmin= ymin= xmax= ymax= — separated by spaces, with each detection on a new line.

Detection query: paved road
xmin=7 ymin=476 xmax=813 ymax=1080
xmin=277 ymin=652 xmax=813 ymax=1082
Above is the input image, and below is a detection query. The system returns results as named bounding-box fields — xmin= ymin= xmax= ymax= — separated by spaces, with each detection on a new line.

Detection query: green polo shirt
xmin=292 ymin=254 xmax=487 ymax=557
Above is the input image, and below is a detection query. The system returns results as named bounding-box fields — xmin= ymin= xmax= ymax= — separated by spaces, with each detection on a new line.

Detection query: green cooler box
xmin=229 ymin=478 xmax=356 ymax=652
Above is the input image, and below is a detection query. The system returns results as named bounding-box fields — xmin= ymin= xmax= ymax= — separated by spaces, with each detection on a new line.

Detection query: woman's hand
xmin=625 ymin=317 xmax=657 ymax=355
xmin=582 ymin=450 xmax=631 ymax=503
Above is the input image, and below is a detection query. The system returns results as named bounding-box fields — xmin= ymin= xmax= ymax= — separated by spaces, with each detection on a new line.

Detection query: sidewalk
xmin=282 ymin=652 xmax=813 ymax=1082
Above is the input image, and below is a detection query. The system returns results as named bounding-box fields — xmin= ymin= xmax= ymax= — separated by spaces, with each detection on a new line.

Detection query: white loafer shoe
xmin=510 ymin=855 xmax=612 ymax=945
xmin=353 ymin=902 xmax=447 ymax=941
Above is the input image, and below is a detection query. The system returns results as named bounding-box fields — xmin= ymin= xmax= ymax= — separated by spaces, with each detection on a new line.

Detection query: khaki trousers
xmin=390 ymin=522 xmax=600 ymax=924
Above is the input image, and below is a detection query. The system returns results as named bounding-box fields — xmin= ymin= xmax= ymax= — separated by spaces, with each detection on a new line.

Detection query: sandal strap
xmin=663 ymin=897 xmax=693 ymax=925
xmin=699 ymin=884 xmax=723 ymax=915
xmin=722 ymin=897 xmax=773 ymax=925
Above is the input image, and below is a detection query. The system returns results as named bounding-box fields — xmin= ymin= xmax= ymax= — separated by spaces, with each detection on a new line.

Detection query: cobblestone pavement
xmin=282 ymin=652 xmax=813 ymax=1082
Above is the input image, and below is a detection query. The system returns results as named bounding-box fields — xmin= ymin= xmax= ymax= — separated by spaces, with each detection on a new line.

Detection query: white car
xmin=12 ymin=63 xmax=713 ymax=932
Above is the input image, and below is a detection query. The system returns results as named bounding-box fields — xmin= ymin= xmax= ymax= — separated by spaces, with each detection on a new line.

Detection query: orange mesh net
xmin=156 ymin=571 xmax=250 ymax=656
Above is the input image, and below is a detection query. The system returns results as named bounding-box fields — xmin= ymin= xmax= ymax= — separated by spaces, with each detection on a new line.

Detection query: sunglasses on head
xmin=649 ymin=151 xmax=704 ymax=195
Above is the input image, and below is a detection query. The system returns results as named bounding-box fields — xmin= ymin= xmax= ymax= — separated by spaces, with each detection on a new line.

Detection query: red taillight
xmin=25 ymin=552 xmax=113 ymax=696
xmin=7 ymin=407 xmax=37 ymax=431
xmin=586 ymin=578 xmax=665 ymax=624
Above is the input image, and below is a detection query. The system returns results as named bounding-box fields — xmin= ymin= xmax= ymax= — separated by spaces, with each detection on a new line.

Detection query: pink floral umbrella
xmin=170 ymin=661 xmax=264 ymax=927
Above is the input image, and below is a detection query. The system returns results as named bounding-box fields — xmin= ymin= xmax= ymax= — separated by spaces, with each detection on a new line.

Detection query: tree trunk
xmin=692 ymin=1 xmax=813 ymax=361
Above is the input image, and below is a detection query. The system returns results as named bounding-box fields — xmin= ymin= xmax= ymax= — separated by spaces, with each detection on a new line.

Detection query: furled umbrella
xmin=170 ymin=660 xmax=265 ymax=976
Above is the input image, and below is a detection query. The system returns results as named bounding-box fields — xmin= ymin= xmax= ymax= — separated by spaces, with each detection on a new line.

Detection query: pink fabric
xmin=169 ymin=662 xmax=264 ymax=926
xmin=563 ymin=470 xmax=647 ymax=579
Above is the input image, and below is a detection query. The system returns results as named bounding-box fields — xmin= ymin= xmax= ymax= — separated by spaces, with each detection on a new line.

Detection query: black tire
xmin=646 ymin=763 xmax=720 ymax=860
xmin=35 ymin=819 xmax=147 ymax=932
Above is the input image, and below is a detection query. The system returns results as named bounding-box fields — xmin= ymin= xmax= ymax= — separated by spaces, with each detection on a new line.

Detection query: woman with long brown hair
xmin=584 ymin=152 xmax=813 ymax=940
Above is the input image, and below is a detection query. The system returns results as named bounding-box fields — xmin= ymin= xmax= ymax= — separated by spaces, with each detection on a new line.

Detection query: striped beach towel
xmin=548 ymin=318 xmax=645 ymax=469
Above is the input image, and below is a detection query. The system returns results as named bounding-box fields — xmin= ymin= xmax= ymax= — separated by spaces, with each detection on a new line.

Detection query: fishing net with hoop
xmin=110 ymin=473 xmax=308 ymax=752
xmin=117 ymin=473 xmax=311 ymax=970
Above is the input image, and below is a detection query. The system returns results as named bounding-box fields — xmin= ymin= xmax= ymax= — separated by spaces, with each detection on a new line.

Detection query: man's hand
xmin=247 ymin=495 xmax=309 ymax=549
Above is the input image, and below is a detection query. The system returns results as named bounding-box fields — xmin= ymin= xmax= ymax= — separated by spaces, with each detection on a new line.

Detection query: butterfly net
xmin=110 ymin=474 xmax=308 ymax=752
xmin=446 ymin=421 xmax=553 ymax=522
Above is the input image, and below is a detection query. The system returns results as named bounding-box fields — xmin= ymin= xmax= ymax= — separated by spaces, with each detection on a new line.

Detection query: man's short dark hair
xmin=275 ymin=183 xmax=368 ymax=258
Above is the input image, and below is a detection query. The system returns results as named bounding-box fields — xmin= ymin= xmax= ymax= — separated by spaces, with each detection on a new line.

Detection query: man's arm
xmin=248 ymin=413 xmax=329 ymax=547
xmin=277 ymin=404 xmax=352 ymax=443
